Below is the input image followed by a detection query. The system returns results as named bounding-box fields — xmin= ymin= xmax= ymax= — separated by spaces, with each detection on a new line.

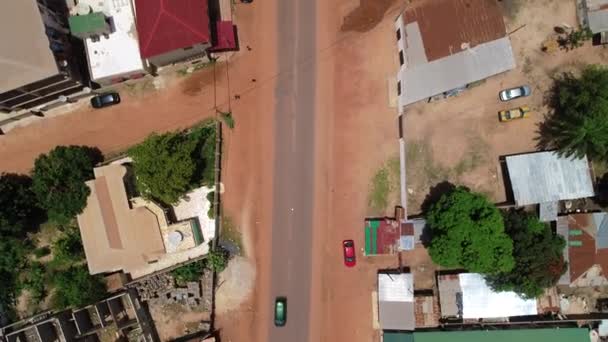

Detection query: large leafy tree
xmin=53 ymin=265 xmax=106 ymax=309
xmin=129 ymin=125 xmax=216 ymax=205
xmin=31 ymin=146 xmax=103 ymax=224
xmin=426 ymin=187 xmax=514 ymax=274
xmin=486 ymin=209 xmax=566 ymax=298
xmin=538 ymin=65 xmax=608 ymax=160
xmin=0 ymin=173 xmax=39 ymax=236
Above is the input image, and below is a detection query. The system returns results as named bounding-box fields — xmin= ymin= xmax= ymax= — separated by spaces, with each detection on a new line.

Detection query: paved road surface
xmin=269 ymin=0 xmax=316 ymax=340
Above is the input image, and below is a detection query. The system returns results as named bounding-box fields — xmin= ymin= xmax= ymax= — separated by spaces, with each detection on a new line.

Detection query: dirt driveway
xmin=405 ymin=0 xmax=608 ymax=213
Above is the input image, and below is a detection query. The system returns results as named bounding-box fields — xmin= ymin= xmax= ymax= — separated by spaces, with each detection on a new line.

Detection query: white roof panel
xmin=459 ymin=273 xmax=538 ymax=319
xmin=82 ymin=0 xmax=145 ymax=81
xmin=398 ymin=35 xmax=515 ymax=107
xmin=506 ymin=152 xmax=594 ymax=206
xmin=379 ymin=273 xmax=413 ymax=303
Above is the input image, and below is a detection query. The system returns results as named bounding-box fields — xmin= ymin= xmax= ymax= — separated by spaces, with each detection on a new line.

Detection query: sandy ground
xmin=215 ymin=256 xmax=256 ymax=315
xmin=149 ymin=303 xmax=211 ymax=341
xmin=405 ymin=0 xmax=608 ymax=213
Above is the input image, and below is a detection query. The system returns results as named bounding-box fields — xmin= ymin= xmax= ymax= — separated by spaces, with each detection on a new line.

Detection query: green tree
xmin=539 ymin=66 xmax=608 ymax=160
xmin=52 ymin=228 xmax=85 ymax=268
xmin=171 ymin=260 xmax=205 ymax=284
xmin=485 ymin=209 xmax=566 ymax=298
xmin=426 ymin=187 xmax=514 ymax=274
xmin=207 ymin=247 xmax=229 ymax=273
xmin=129 ymin=132 xmax=198 ymax=204
xmin=31 ymin=146 xmax=103 ymax=224
xmin=0 ymin=173 xmax=39 ymax=236
xmin=53 ymin=265 xmax=106 ymax=309
xmin=0 ymin=238 xmax=31 ymax=310
xmin=22 ymin=262 xmax=47 ymax=302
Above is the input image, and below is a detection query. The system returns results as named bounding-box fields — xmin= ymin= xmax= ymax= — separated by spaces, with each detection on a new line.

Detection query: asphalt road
xmin=268 ymin=0 xmax=317 ymax=340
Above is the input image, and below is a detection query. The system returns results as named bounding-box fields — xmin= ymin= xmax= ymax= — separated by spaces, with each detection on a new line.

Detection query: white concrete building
xmin=69 ymin=0 xmax=148 ymax=85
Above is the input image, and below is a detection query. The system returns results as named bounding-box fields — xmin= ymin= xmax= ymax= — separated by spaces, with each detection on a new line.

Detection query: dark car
xmin=91 ymin=92 xmax=121 ymax=108
xmin=499 ymin=85 xmax=531 ymax=101
xmin=343 ymin=240 xmax=356 ymax=267
xmin=274 ymin=297 xmax=287 ymax=327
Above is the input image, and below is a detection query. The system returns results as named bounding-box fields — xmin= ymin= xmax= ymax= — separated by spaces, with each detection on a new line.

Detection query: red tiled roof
xmin=210 ymin=21 xmax=237 ymax=51
xmin=566 ymin=214 xmax=608 ymax=282
xmin=134 ymin=0 xmax=210 ymax=59
xmin=403 ymin=0 xmax=507 ymax=62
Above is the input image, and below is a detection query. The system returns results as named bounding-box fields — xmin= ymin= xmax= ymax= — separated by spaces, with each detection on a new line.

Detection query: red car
xmin=343 ymin=240 xmax=356 ymax=267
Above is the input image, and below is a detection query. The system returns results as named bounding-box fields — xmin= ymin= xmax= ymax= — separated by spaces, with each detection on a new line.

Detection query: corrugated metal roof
xmin=378 ymin=273 xmax=415 ymax=330
xmin=398 ymin=37 xmax=515 ymax=106
xmin=539 ymin=202 xmax=558 ymax=222
xmin=585 ymin=0 xmax=608 ymax=33
xmin=594 ymin=212 xmax=608 ymax=249
xmin=68 ymin=12 xmax=106 ymax=34
xmin=438 ymin=273 xmax=537 ymax=319
xmin=403 ymin=0 xmax=507 ymax=62
xmin=413 ymin=328 xmax=590 ymax=342
xmin=134 ymin=0 xmax=210 ymax=58
xmin=505 ymin=152 xmax=594 ymax=206
xmin=556 ymin=217 xmax=571 ymax=285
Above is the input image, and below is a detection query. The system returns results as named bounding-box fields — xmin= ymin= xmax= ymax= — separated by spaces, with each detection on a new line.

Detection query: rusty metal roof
xmin=403 ymin=0 xmax=507 ymax=62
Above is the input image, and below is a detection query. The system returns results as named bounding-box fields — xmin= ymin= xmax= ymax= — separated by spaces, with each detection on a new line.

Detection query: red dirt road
xmin=0 ymin=0 xmax=407 ymax=341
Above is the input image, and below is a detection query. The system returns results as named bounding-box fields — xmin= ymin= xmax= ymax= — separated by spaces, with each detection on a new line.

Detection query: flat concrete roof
xmin=0 ymin=0 xmax=58 ymax=92
xmin=77 ymin=164 xmax=165 ymax=275
xmin=75 ymin=0 xmax=146 ymax=81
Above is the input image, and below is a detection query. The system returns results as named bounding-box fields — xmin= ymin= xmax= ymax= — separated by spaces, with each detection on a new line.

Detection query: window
xmin=399 ymin=51 xmax=404 ymax=66
xmin=397 ymin=81 xmax=401 ymax=96
xmin=396 ymin=28 xmax=401 ymax=41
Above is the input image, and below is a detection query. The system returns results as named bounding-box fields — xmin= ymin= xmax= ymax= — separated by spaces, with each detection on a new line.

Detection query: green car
xmin=274 ymin=297 xmax=287 ymax=327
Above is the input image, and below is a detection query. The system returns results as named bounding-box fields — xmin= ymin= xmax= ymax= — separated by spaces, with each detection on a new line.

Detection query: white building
xmin=69 ymin=0 xmax=148 ymax=85
xmin=394 ymin=0 xmax=516 ymax=109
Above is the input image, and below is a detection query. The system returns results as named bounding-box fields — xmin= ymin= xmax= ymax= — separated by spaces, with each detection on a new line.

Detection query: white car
xmin=499 ymin=85 xmax=531 ymax=101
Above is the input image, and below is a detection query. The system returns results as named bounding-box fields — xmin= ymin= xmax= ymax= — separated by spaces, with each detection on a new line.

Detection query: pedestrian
xmin=251 ymin=78 xmax=256 ymax=83
xmin=234 ymin=94 xmax=241 ymax=100
xmin=246 ymin=45 xmax=252 ymax=51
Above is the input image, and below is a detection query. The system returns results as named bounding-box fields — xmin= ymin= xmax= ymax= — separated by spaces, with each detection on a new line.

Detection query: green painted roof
xmin=412 ymin=328 xmax=588 ymax=342
xmin=383 ymin=332 xmax=414 ymax=342
xmin=68 ymin=13 xmax=106 ymax=34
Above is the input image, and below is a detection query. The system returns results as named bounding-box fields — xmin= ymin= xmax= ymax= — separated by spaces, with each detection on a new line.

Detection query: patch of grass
xmin=501 ymin=0 xmax=523 ymax=22
xmin=220 ymin=215 xmax=243 ymax=255
xmin=218 ymin=111 xmax=235 ymax=129
xmin=522 ymin=56 xmax=533 ymax=74
xmin=368 ymin=156 xmax=401 ymax=214
xmin=453 ymin=135 xmax=489 ymax=177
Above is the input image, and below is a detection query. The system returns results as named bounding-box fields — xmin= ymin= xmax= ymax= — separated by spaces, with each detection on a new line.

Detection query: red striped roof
xmin=134 ymin=0 xmax=210 ymax=58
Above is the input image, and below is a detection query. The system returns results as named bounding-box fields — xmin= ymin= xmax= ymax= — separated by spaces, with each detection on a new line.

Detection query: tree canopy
xmin=31 ymin=146 xmax=103 ymax=224
xmin=53 ymin=265 xmax=106 ymax=308
xmin=129 ymin=132 xmax=197 ymax=204
xmin=0 ymin=173 xmax=39 ymax=236
xmin=485 ymin=209 xmax=566 ymax=298
xmin=129 ymin=125 xmax=216 ymax=205
xmin=539 ymin=65 xmax=608 ymax=160
xmin=426 ymin=187 xmax=514 ymax=274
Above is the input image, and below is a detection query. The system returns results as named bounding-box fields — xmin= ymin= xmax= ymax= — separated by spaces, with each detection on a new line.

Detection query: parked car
xmin=274 ymin=297 xmax=287 ymax=327
xmin=91 ymin=92 xmax=121 ymax=108
xmin=343 ymin=240 xmax=356 ymax=267
xmin=499 ymin=106 xmax=531 ymax=122
xmin=499 ymin=85 xmax=531 ymax=101
xmin=240 ymin=0 xmax=253 ymax=3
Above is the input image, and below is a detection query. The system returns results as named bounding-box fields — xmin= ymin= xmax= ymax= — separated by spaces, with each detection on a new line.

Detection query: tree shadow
xmin=0 ymin=173 xmax=47 ymax=237
xmin=594 ymin=172 xmax=608 ymax=208
xmin=420 ymin=181 xmax=457 ymax=214
xmin=534 ymin=72 xmax=570 ymax=152
xmin=79 ymin=145 xmax=104 ymax=165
